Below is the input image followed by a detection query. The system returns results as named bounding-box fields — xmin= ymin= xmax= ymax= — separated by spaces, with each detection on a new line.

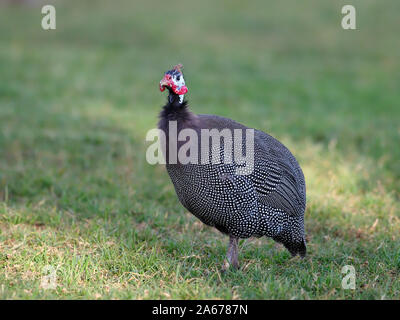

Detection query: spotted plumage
xmin=158 ymin=65 xmax=307 ymax=268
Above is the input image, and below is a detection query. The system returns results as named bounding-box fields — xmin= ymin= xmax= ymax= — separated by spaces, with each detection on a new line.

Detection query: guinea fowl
xmin=158 ymin=64 xmax=306 ymax=269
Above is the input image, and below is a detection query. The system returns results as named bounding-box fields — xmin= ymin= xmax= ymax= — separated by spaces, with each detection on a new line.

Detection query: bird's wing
xmin=196 ymin=114 xmax=306 ymax=218
xmin=253 ymin=159 xmax=305 ymax=218
xmin=251 ymin=130 xmax=306 ymax=218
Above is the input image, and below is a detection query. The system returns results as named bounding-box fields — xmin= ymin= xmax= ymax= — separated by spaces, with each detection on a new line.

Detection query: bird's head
xmin=159 ymin=64 xmax=188 ymax=103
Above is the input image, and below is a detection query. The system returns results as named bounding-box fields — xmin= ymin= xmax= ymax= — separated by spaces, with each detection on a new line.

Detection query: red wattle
xmin=174 ymin=85 xmax=188 ymax=95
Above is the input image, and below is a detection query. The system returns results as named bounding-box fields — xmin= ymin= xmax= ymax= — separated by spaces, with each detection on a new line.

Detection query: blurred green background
xmin=0 ymin=0 xmax=399 ymax=299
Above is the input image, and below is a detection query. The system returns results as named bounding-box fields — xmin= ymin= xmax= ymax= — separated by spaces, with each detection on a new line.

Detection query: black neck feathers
xmin=158 ymin=93 xmax=198 ymax=132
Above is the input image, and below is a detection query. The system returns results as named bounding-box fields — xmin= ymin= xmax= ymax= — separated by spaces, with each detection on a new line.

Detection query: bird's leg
xmin=225 ymin=236 xmax=239 ymax=270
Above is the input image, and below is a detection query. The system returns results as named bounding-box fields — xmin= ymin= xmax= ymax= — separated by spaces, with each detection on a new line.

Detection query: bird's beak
xmin=159 ymin=74 xmax=172 ymax=92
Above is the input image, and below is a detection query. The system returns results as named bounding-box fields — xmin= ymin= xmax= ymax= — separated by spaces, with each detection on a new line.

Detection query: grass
xmin=0 ymin=0 xmax=399 ymax=299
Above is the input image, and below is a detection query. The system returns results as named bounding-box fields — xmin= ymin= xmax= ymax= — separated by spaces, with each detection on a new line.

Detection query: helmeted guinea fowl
xmin=158 ymin=64 xmax=306 ymax=268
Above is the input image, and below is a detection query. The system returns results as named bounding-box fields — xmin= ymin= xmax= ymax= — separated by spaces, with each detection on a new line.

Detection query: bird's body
xmin=158 ymin=65 xmax=307 ymax=268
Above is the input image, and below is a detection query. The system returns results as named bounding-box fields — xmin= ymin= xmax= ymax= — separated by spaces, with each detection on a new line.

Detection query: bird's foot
xmin=221 ymin=259 xmax=239 ymax=272
xmin=223 ymin=236 xmax=240 ymax=271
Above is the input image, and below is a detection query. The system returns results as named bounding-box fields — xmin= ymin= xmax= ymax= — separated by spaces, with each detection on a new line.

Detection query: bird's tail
xmin=287 ymin=238 xmax=307 ymax=258
xmin=273 ymin=235 xmax=307 ymax=258
xmin=256 ymin=209 xmax=307 ymax=258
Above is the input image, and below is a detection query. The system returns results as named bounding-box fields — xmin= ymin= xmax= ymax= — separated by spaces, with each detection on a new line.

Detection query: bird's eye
xmin=176 ymin=76 xmax=180 ymax=81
